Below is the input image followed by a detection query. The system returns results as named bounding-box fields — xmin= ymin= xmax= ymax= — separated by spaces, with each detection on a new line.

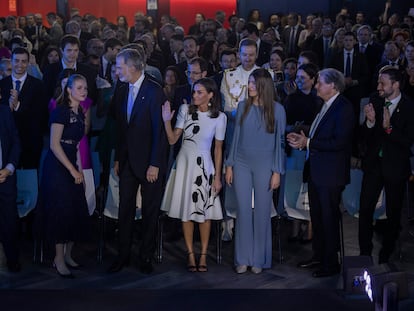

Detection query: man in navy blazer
xmin=359 ymin=66 xmax=414 ymax=263
xmin=287 ymin=68 xmax=355 ymax=277
xmin=0 ymin=47 xmax=47 ymax=169
xmin=107 ymin=48 xmax=167 ymax=274
xmin=0 ymin=104 xmax=21 ymax=272
xmin=42 ymin=35 xmax=97 ymax=103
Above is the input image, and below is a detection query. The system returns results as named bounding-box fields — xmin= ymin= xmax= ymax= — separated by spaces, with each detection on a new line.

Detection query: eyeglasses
xmin=186 ymin=70 xmax=202 ymax=76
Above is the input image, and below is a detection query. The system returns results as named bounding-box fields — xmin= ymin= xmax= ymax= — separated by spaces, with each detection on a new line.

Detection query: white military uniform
xmin=221 ymin=65 xmax=274 ymax=113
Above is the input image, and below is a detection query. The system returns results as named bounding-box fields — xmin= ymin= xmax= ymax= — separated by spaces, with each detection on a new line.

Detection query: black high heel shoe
xmin=53 ymin=262 xmax=74 ymax=279
xmin=187 ymin=252 xmax=197 ymax=272
xmin=197 ymin=254 xmax=208 ymax=272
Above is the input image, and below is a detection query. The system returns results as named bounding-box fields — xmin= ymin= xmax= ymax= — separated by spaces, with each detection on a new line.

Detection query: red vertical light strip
xmin=9 ymin=0 xmax=17 ymax=12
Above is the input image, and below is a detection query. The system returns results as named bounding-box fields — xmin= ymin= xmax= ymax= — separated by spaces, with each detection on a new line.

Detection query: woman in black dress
xmin=37 ymin=74 xmax=89 ymax=278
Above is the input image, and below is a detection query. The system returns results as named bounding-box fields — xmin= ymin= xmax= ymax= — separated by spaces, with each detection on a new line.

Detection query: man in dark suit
xmin=174 ymin=36 xmax=200 ymax=85
xmin=241 ymin=23 xmax=271 ymax=66
xmin=0 ymin=47 xmax=48 ymax=169
xmin=329 ymin=32 xmax=369 ymax=123
xmin=42 ymin=35 xmax=98 ymax=103
xmin=359 ymin=66 xmax=414 ymax=264
xmin=330 ymin=31 xmax=369 ymax=157
xmin=287 ymin=68 xmax=355 ymax=277
xmin=310 ymin=21 xmax=334 ymax=69
xmin=281 ymin=12 xmax=304 ymax=58
xmin=356 ymin=25 xmax=383 ymax=86
xmin=107 ymin=48 xmax=167 ymax=274
xmin=0 ymin=104 xmax=21 ymax=272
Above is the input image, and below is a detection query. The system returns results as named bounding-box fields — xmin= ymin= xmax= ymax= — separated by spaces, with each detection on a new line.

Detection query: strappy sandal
xmin=187 ymin=252 xmax=197 ymax=272
xmin=197 ymin=253 xmax=208 ymax=272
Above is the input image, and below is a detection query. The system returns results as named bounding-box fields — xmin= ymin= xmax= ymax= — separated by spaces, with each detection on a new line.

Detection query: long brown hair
xmin=241 ymin=68 xmax=275 ymax=133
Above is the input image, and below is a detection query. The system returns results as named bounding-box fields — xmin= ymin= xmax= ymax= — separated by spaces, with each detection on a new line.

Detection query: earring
xmin=208 ymin=102 xmax=212 ymax=107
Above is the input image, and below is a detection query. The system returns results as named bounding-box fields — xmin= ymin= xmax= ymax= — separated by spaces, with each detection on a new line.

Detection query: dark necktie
xmin=105 ymin=62 xmax=112 ymax=83
xmin=360 ymin=45 xmax=366 ymax=53
xmin=345 ymin=52 xmax=351 ymax=77
xmin=289 ymin=27 xmax=296 ymax=54
xmin=378 ymin=100 xmax=392 ymax=157
xmin=15 ymin=80 xmax=21 ymax=94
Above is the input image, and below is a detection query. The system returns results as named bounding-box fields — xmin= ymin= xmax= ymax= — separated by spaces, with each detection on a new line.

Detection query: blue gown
xmin=35 ymin=105 xmax=89 ymax=244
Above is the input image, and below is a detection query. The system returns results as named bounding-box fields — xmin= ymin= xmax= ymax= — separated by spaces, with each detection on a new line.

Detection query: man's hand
xmin=146 ymin=165 xmax=159 ymax=183
xmin=9 ymin=89 xmax=18 ymax=111
xmin=287 ymin=131 xmax=308 ymax=150
xmin=364 ymin=103 xmax=376 ymax=123
xmin=0 ymin=168 xmax=12 ymax=183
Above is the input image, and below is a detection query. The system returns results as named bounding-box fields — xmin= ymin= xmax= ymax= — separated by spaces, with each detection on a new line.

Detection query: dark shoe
xmin=53 ymin=262 xmax=74 ymax=279
xmin=297 ymin=258 xmax=321 ymax=269
xmin=107 ymin=260 xmax=126 ymax=273
xmin=139 ymin=258 xmax=154 ymax=274
xmin=7 ymin=261 xmax=21 ymax=273
xmin=312 ymin=266 xmax=340 ymax=278
xmin=197 ymin=253 xmax=208 ymax=272
xmin=187 ymin=252 xmax=197 ymax=273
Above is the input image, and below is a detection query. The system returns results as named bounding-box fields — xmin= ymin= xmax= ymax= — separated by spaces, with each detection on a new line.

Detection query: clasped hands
xmin=9 ymin=89 xmax=19 ymax=111
xmin=364 ymin=103 xmax=391 ymax=129
xmin=286 ymin=130 xmax=308 ymax=150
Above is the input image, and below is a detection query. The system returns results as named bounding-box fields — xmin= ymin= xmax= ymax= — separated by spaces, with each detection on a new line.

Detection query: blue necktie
xmin=15 ymin=80 xmax=21 ymax=94
xmin=345 ymin=53 xmax=351 ymax=77
xmin=127 ymin=85 xmax=135 ymax=122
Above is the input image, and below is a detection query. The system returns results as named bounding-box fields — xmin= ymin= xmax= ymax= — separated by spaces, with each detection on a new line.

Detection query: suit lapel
xmin=129 ymin=76 xmax=148 ymax=123
xmin=314 ymin=96 xmax=340 ymax=136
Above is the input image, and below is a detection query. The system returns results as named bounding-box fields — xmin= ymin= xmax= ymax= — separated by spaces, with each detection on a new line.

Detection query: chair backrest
xmin=16 ymin=169 xmax=38 ymax=218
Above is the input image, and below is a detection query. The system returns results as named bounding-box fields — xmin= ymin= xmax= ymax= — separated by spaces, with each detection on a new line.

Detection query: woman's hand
xmin=71 ymin=169 xmax=84 ymax=184
xmin=162 ymin=100 xmax=175 ymax=122
xmin=270 ymin=172 xmax=280 ymax=190
xmin=212 ymin=175 xmax=222 ymax=195
xmin=225 ymin=166 xmax=233 ymax=186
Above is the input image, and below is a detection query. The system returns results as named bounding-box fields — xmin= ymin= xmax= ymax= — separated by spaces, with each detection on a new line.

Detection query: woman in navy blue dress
xmin=36 ymin=74 xmax=89 ymax=278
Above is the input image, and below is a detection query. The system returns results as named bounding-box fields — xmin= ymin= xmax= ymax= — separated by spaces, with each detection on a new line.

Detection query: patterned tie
xmin=345 ymin=52 xmax=351 ymax=77
xmin=127 ymin=85 xmax=135 ymax=123
xmin=15 ymin=80 xmax=21 ymax=94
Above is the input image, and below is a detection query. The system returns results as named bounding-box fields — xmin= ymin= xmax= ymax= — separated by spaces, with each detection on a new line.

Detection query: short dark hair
xmin=60 ymin=35 xmax=80 ymax=50
xmin=243 ymin=23 xmax=259 ymax=37
xmin=379 ymin=65 xmax=403 ymax=84
xmin=188 ymin=57 xmax=208 ymax=73
xmin=344 ymin=31 xmax=356 ymax=40
xmin=298 ymin=63 xmax=319 ymax=79
xmin=104 ymin=38 xmax=122 ymax=51
xmin=11 ymin=46 xmax=30 ymax=60
xmin=220 ymin=48 xmax=237 ymax=61
xmin=239 ymin=38 xmax=257 ymax=52
xmin=183 ymin=35 xmax=199 ymax=46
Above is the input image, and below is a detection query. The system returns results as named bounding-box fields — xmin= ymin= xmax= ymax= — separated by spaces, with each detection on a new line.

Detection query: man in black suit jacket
xmin=0 ymin=47 xmax=47 ymax=169
xmin=241 ymin=23 xmax=272 ymax=66
xmin=359 ymin=66 xmax=414 ymax=264
xmin=42 ymin=35 xmax=98 ymax=103
xmin=281 ymin=13 xmax=304 ymax=58
xmin=107 ymin=48 xmax=167 ymax=274
xmin=356 ymin=25 xmax=383 ymax=89
xmin=287 ymin=68 xmax=355 ymax=277
xmin=0 ymin=104 xmax=21 ymax=272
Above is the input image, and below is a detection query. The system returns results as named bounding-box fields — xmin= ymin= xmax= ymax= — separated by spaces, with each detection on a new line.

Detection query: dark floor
xmin=1 ymin=206 xmax=414 ymax=310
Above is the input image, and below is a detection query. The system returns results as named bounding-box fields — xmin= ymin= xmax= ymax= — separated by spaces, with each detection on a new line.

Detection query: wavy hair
xmin=188 ymin=78 xmax=220 ymax=118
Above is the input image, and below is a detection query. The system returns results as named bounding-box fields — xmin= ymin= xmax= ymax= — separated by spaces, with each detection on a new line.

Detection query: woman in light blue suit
xmin=225 ymin=68 xmax=286 ymax=274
